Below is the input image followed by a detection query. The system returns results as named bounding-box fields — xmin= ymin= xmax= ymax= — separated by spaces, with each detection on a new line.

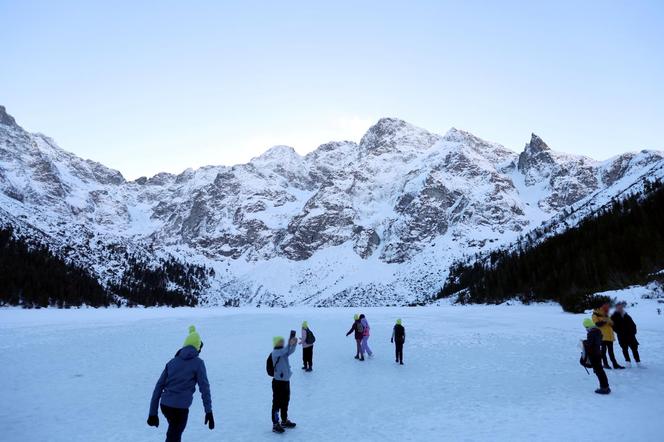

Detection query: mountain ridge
xmin=1 ymin=105 xmax=662 ymax=306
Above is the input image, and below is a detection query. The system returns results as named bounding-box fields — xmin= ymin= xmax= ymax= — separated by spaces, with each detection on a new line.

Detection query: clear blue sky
xmin=1 ymin=0 xmax=663 ymax=179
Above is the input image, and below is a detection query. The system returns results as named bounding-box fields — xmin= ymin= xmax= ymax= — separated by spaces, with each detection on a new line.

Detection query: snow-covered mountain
xmin=1 ymin=105 xmax=662 ymax=306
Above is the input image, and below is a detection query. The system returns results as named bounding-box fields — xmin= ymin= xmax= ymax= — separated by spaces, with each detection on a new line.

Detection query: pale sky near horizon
xmin=1 ymin=0 xmax=663 ymax=179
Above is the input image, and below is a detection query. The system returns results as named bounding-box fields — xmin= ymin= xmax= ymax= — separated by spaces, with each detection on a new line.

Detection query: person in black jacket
xmin=611 ymin=302 xmax=642 ymax=368
xmin=583 ymin=318 xmax=610 ymax=395
xmin=391 ymin=319 xmax=405 ymax=365
xmin=346 ymin=314 xmax=364 ymax=361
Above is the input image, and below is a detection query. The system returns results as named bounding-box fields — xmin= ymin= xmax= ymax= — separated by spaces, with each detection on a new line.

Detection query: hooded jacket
xmin=586 ymin=326 xmax=603 ymax=358
xmin=361 ymin=318 xmax=371 ymax=337
xmin=149 ymin=345 xmax=212 ymax=415
xmin=592 ymin=309 xmax=615 ymax=342
xmin=271 ymin=341 xmax=297 ymax=382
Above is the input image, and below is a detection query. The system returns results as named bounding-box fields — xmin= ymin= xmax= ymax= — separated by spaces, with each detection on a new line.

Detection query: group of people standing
xmin=146 ymin=316 xmax=407 ymax=440
xmin=582 ymin=301 xmax=643 ymax=395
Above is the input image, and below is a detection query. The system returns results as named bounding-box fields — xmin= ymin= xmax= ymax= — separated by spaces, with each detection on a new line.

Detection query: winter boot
xmin=306 ymin=367 xmax=313 ymax=372
xmin=603 ymin=364 xmax=612 ymax=370
xmin=359 ymin=355 xmax=365 ymax=361
xmin=613 ymin=363 xmax=625 ymax=370
xmin=400 ymin=361 xmax=404 ymax=365
xmin=282 ymin=420 xmax=296 ymax=429
xmin=354 ymin=355 xmax=360 ymax=360
xmin=273 ymin=423 xmax=285 ymax=433
xmin=594 ymin=387 xmax=611 ymax=395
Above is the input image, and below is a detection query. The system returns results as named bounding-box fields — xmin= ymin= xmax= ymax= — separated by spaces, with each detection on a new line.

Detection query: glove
xmin=205 ymin=412 xmax=215 ymax=430
xmin=147 ymin=415 xmax=159 ymax=427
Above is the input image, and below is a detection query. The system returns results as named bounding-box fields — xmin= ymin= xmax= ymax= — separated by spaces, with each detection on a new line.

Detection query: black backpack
xmin=266 ymin=353 xmax=280 ymax=377
xmin=579 ymin=340 xmax=592 ymax=368
xmin=355 ymin=321 xmax=364 ymax=334
xmin=305 ymin=329 xmax=316 ymax=345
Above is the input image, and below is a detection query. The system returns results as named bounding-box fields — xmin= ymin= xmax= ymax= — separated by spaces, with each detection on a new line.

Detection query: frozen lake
xmin=1 ymin=298 xmax=663 ymax=441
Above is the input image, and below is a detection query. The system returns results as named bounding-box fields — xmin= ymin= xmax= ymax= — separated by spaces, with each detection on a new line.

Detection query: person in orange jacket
xmin=592 ymin=303 xmax=625 ymax=370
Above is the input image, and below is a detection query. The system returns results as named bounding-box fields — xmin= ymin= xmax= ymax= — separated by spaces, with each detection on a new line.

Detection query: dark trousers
xmin=590 ymin=355 xmax=609 ymax=389
xmin=161 ymin=404 xmax=189 ymax=442
xmin=619 ymin=339 xmax=640 ymax=363
xmin=601 ymin=341 xmax=620 ymax=367
xmin=395 ymin=342 xmax=403 ymax=363
xmin=272 ymin=380 xmax=290 ymax=424
xmin=303 ymin=345 xmax=313 ymax=369
xmin=355 ymin=338 xmax=362 ymax=357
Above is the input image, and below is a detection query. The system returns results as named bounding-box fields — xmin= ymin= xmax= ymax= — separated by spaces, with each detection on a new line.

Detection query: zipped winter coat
xmin=271 ymin=341 xmax=297 ymax=382
xmin=586 ymin=326 xmax=603 ymax=358
xmin=611 ymin=311 xmax=638 ymax=345
xmin=592 ymin=309 xmax=615 ymax=342
xmin=149 ymin=345 xmax=212 ymax=416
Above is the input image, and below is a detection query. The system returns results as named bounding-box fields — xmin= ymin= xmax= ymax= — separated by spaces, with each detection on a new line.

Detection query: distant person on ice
xmin=611 ymin=301 xmax=643 ymax=368
xmin=391 ymin=319 xmax=405 ymax=365
xmin=583 ymin=318 xmax=611 ymax=395
xmin=592 ymin=302 xmax=625 ymax=369
xmin=147 ymin=325 xmax=214 ymax=442
xmin=268 ymin=333 xmax=298 ymax=433
xmin=300 ymin=321 xmax=315 ymax=372
xmin=346 ymin=314 xmax=365 ymax=361
xmin=359 ymin=314 xmax=373 ymax=358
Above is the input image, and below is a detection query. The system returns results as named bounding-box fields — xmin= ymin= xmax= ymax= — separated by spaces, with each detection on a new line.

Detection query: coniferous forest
xmin=0 ymin=226 xmax=205 ymax=308
xmin=438 ymin=180 xmax=664 ymax=312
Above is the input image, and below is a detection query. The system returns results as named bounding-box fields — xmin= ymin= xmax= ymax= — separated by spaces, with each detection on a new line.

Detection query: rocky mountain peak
xmin=518 ymin=133 xmax=555 ymax=174
xmin=359 ymin=118 xmax=441 ymax=155
xmin=0 ymin=105 xmax=18 ymax=128
xmin=525 ymin=133 xmax=550 ymax=153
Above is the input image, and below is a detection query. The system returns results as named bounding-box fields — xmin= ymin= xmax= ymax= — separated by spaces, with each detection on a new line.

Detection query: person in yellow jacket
xmin=592 ymin=303 xmax=625 ymax=370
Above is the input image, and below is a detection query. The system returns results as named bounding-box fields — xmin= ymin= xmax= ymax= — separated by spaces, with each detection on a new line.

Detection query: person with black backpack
xmin=300 ymin=321 xmax=315 ymax=372
xmin=346 ymin=314 xmax=365 ymax=361
xmin=391 ymin=319 xmax=405 ymax=365
xmin=267 ymin=333 xmax=298 ymax=433
xmin=582 ymin=318 xmax=611 ymax=395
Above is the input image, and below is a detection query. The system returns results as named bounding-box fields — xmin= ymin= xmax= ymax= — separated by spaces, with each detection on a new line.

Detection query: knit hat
xmin=302 ymin=321 xmax=308 ymax=329
xmin=273 ymin=336 xmax=285 ymax=347
xmin=583 ymin=318 xmax=595 ymax=329
xmin=354 ymin=314 xmax=359 ymax=320
xmin=396 ymin=319 xmax=402 ymax=325
xmin=183 ymin=325 xmax=202 ymax=351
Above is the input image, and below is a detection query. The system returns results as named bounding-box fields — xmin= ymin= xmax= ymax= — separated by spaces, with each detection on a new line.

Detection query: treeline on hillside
xmin=0 ymin=226 xmax=209 ymax=308
xmin=0 ymin=226 xmax=112 ymax=307
xmin=438 ymin=180 xmax=664 ymax=312
xmin=108 ymin=256 xmax=208 ymax=307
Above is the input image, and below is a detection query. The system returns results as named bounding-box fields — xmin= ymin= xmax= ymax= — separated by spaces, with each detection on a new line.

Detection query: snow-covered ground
xmin=2 ymin=295 xmax=663 ymax=441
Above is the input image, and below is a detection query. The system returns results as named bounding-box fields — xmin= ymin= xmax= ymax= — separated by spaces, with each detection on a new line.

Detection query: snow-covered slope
xmin=1 ymin=106 xmax=662 ymax=305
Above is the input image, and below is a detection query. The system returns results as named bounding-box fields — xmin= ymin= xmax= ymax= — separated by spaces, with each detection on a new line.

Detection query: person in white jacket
xmin=300 ymin=321 xmax=315 ymax=371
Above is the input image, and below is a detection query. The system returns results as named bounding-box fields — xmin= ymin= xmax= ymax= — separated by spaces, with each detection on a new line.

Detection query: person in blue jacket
xmin=148 ymin=325 xmax=214 ymax=441
xmin=270 ymin=334 xmax=298 ymax=433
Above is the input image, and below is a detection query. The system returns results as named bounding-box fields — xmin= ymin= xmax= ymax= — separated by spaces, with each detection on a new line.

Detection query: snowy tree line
xmin=0 ymin=226 xmax=208 ymax=308
xmin=438 ymin=180 xmax=664 ymax=312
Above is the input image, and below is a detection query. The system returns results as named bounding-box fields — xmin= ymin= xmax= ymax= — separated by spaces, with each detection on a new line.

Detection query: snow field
xmin=1 ymin=300 xmax=663 ymax=441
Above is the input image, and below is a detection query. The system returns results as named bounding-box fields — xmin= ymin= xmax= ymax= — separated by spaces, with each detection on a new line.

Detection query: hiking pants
xmin=303 ymin=345 xmax=313 ymax=369
xmin=619 ymin=339 xmax=640 ymax=363
xmin=355 ymin=338 xmax=362 ymax=357
xmin=161 ymin=404 xmax=189 ymax=442
xmin=272 ymin=380 xmax=290 ymax=424
xmin=590 ymin=355 xmax=609 ymax=389
xmin=601 ymin=341 xmax=620 ymax=367
xmin=395 ymin=342 xmax=403 ymax=363
xmin=361 ymin=336 xmax=373 ymax=356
